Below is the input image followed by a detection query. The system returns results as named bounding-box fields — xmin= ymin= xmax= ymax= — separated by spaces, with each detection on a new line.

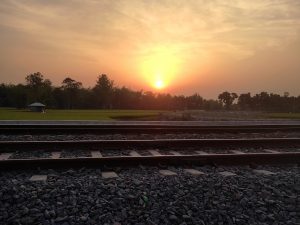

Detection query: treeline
xmin=0 ymin=72 xmax=299 ymax=112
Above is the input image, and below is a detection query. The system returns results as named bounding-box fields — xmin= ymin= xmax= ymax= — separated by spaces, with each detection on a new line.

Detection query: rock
xmin=44 ymin=210 xmax=51 ymax=219
xmin=20 ymin=216 xmax=34 ymax=224
xmin=182 ymin=215 xmax=191 ymax=220
xmin=49 ymin=210 xmax=56 ymax=218
xmin=22 ymin=207 xmax=29 ymax=215
xmin=0 ymin=165 xmax=298 ymax=224
xmin=55 ymin=216 xmax=68 ymax=222
xmin=169 ymin=215 xmax=178 ymax=221
xmin=29 ymin=208 xmax=40 ymax=214
xmin=80 ymin=216 xmax=88 ymax=222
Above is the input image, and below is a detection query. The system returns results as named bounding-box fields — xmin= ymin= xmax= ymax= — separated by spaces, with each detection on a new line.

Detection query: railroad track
xmin=2 ymin=122 xmax=299 ymax=225
xmin=1 ymin=123 xmax=300 ymax=134
xmin=1 ymin=138 xmax=299 ymax=169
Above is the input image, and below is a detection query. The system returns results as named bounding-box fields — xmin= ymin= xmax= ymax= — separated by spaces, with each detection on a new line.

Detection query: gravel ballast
xmin=3 ymin=147 xmax=300 ymax=159
xmin=9 ymin=150 xmax=51 ymax=159
xmin=0 ymin=131 xmax=300 ymax=141
xmin=0 ymin=166 xmax=299 ymax=225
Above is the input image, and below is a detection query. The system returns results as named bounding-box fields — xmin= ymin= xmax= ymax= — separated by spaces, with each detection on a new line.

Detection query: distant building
xmin=28 ymin=102 xmax=46 ymax=112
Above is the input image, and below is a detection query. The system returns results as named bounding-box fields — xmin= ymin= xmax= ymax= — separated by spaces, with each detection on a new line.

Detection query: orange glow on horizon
xmin=154 ymin=79 xmax=165 ymax=89
xmin=138 ymin=45 xmax=182 ymax=91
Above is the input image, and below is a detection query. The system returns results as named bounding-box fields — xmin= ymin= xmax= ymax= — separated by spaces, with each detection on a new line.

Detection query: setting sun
xmin=154 ymin=79 xmax=165 ymax=89
xmin=138 ymin=44 xmax=183 ymax=91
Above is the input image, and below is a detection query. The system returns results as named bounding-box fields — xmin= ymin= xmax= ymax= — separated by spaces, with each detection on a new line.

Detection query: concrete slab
xmin=91 ymin=151 xmax=102 ymax=158
xmin=159 ymin=170 xmax=177 ymax=176
xmin=253 ymin=169 xmax=276 ymax=175
xmin=169 ymin=151 xmax=182 ymax=155
xmin=102 ymin=172 xmax=118 ymax=179
xmin=51 ymin=152 xmax=61 ymax=159
xmin=184 ymin=169 xmax=205 ymax=175
xmin=230 ymin=150 xmax=245 ymax=154
xmin=29 ymin=175 xmax=47 ymax=182
xmin=219 ymin=171 xmax=236 ymax=177
xmin=149 ymin=150 xmax=161 ymax=156
xmin=195 ymin=151 xmax=209 ymax=155
xmin=129 ymin=151 xmax=141 ymax=157
xmin=263 ymin=149 xmax=279 ymax=153
xmin=0 ymin=153 xmax=12 ymax=160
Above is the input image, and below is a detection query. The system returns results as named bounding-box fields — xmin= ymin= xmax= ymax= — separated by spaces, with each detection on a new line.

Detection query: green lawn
xmin=0 ymin=108 xmax=164 ymax=120
xmin=1 ymin=108 xmax=299 ymax=121
xmin=265 ymin=113 xmax=300 ymax=119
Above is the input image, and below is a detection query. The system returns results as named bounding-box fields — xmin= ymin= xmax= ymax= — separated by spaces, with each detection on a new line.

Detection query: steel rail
xmin=0 ymin=138 xmax=299 ymax=152
xmin=1 ymin=124 xmax=300 ymax=134
xmin=0 ymin=152 xmax=299 ymax=169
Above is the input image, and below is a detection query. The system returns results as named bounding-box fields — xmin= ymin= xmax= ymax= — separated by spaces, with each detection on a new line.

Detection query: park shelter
xmin=28 ymin=102 xmax=46 ymax=112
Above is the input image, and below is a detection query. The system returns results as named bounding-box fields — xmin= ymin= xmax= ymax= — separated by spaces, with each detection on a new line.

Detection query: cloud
xmin=0 ymin=0 xmax=299 ymax=97
xmin=1 ymin=0 xmax=299 ymax=56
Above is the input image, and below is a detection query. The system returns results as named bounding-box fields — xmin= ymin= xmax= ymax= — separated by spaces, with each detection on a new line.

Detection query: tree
xmin=93 ymin=74 xmax=114 ymax=109
xmin=62 ymin=77 xmax=82 ymax=90
xmin=238 ymin=93 xmax=252 ymax=110
xmin=25 ymin=72 xmax=53 ymax=105
xmin=112 ymin=87 xmax=142 ymax=109
xmin=186 ymin=94 xmax=204 ymax=109
xmin=218 ymin=91 xmax=238 ymax=109
xmin=11 ymin=84 xmax=28 ymax=108
xmin=25 ymin=72 xmax=44 ymax=88
xmin=252 ymin=92 xmax=269 ymax=111
xmin=61 ymin=77 xmax=82 ymax=109
xmin=203 ymin=99 xmax=223 ymax=110
xmin=1 ymin=72 xmax=300 ymax=112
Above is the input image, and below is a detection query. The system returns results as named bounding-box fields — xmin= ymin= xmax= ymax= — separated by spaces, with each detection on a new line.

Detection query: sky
xmin=0 ymin=0 xmax=300 ymax=99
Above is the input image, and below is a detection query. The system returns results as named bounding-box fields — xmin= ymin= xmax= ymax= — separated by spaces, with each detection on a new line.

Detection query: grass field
xmin=0 ymin=108 xmax=299 ymax=121
xmin=265 ymin=113 xmax=300 ymax=119
xmin=0 ymin=108 xmax=164 ymax=120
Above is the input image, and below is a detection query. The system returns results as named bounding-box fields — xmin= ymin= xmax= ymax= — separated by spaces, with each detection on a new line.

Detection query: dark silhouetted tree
xmin=93 ymin=74 xmax=114 ymax=109
xmin=0 ymin=72 xmax=299 ymax=112
xmin=25 ymin=72 xmax=53 ymax=105
xmin=218 ymin=91 xmax=238 ymax=109
xmin=61 ymin=77 xmax=82 ymax=109
xmin=238 ymin=93 xmax=252 ymax=110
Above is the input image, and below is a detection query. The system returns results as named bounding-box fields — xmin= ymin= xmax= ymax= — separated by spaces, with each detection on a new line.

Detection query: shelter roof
xmin=28 ymin=102 xmax=45 ymax=107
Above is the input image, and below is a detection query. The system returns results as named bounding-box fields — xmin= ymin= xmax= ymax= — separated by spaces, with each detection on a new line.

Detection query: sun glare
xmin=154 ymin=79 xmax=164 ymax=89
xmin=138 ymin=45 xmax=182 ymax=91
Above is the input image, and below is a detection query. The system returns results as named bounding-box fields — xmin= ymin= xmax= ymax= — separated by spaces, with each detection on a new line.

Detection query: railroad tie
xmin=51 ymin=152 xmax=61 ymax=159
xmin=195 ymin=151 xmax=209 ymax=155
xmin=219 ymin=171 xmax=236 ymax=177
xmin=230 ymin=150 xmax=245 ymax=154
xmin=253 ymin=169 xmax=276 ymax=175
xmin=169 ymin=151 xmax=182 ymax=156
xmin=129 ymin=151 xmax=141 ymax=157
xmin=91 ymin=151 xmax=102 ymax=158
xmin=0 ymin=153 xmax=12 ymax=160
xmin=263 ymin=149 xmax=279 ymax=153
xmin=184 ymin=169 xmax=205 ymax=175
xmin=29 ymin=175 xmax=47 ymax=182
xmin=149 ymin=150 xmax=161 ymax=156
xmin=102 ymin=172 xmax=118 ymax=179
xmin=159 ymin=170 xmax=177 ymax=176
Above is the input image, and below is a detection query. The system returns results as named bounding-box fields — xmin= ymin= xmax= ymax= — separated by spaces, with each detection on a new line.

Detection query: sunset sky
xmin=0 ymin=0 xmax=300 ymax=98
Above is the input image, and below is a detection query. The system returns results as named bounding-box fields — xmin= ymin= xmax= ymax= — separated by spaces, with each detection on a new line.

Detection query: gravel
xmin=101 ymin=150 xmax=130 ymax=157
xmin=3 ymin=147 xmax=300 ymax=159
xmin=9 ymin=150 xmax=51 ymax=159
xmin=60 ymin=150 xmax=91 ymax=158
xmin=0 ymin=131 xmax=300 ymax=141
xmin=0 ymin=165 xmax=299 ymax=225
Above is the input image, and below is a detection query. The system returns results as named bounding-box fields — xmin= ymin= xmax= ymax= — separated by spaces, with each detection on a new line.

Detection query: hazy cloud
xmin=0 ymin=0 xmax=299 ymax=97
